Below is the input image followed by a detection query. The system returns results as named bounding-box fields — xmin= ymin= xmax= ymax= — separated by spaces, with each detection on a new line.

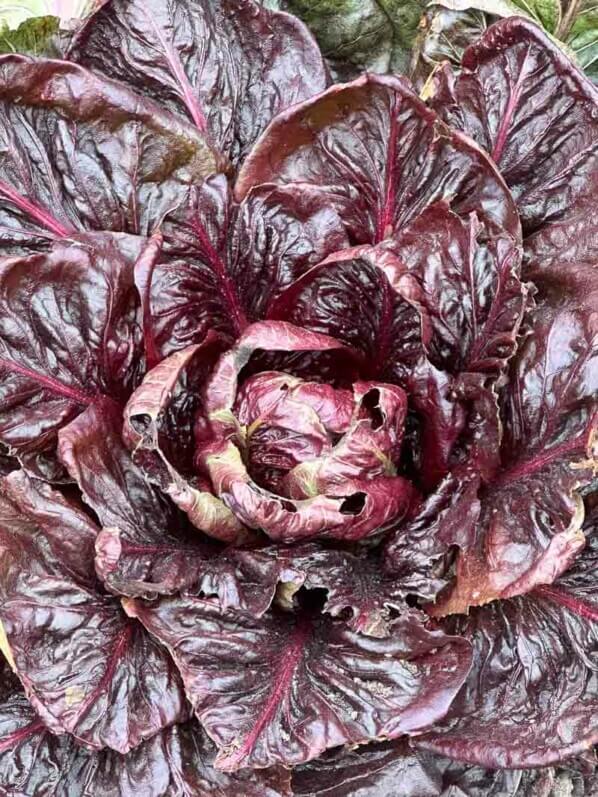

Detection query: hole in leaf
xmin=295 ymin=586 xmax=328 ymax=613
xmin=280 ymin=499 xmax=297 ymax=513
xmin=340 ymin=492 xmax=366 ymax=515
xmin=362 ymin=389 xmax=383 ymax=429
xmin=131 ymin=412 xmax=152 ymax=435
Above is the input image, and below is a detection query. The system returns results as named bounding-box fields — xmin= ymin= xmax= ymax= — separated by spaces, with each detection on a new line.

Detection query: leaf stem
xmin=557 ymin=0 xmax=582 ymax=40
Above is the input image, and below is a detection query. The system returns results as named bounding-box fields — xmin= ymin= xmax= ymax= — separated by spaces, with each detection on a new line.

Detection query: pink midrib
xmin=466 ymin=248 xmax=516 ymax=371
xmin=146 ymin=13 xmax=208 ymax=133
xmin=190 ymin=216 xmax=248 ymax=334
xmin=494 ymin=431 xmax=588 ymax=488
xmin=534 ymin=584 xmax=598 ymax=622
xmin=221 ymin=616 xmax=312 ymax=768
xmin=0 ymin=180 xmax=72 ymax=238
xmin=375 ymin=96 xmax=400 ymax=243
xmin=0 ymin=718 xmax=46 ymax=753
xmin=134 ymin=233 xmax=163 ymax=371
xmin=67 ymin=624 xmax=134 ymax=728
xmin=0 ymin=357 xmax=96 ymax=405
xmin=373 ymin=275 xmax=394 ymax=377
xmin=491 ymin=47 xmax=532 ymax=163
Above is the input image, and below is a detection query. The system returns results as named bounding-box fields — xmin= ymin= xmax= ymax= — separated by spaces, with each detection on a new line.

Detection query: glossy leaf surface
xmin=0 ymin=471 xmax=187 ymax=753
xmin=127 ymin=597 xmax=472 ymax=770
xmin=69 ymin=0 xmax=327 ymax=166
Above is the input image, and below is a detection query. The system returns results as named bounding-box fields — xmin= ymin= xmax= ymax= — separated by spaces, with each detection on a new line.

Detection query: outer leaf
xmin=0 ymin=1 xmax=97 ymax=29
xmin=0 ymin=673 xmax=291 ymax=796
xmin=151 ymin=177 xmax=349 ymax=356
xmin=235 ymin=73 xmax=520 ymax=244
xmin=68 ymin=0 xmax=328 ymax=166
xmin=430 ymin=298 xmax=597 ymax=614
xmin=0 ymin=55 xmax=221 ymax=252
xmin=428 ymin=18 xmax=598 ymax=284
xmin=417 ymin=514 xmax=598 ymax=767
xmin=0 ymin=470 xmax=187 ymax=753
xmin=125 ymin=597 xmax=472 ymax=771
xmin=0 ymin=234 xmax=142 ymax=476
xmin=290 ymin=739 xmax=564 ymax=796
xmin=291 ymin=740 xmax=444 ymax=797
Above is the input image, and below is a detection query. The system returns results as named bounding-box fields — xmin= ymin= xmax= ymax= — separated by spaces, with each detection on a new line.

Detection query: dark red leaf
xmin=0 ymin=470 xmax=187 ymax=753
xmin=416 ymin=514 xmax=598 ymax=767
xmin=428 ymin=18 xmax=598 ymax=288
xmin=125 ymin=597 xmax=472 ymax=770
xmin=272 ymin=546 xmax=419 ymax=638
xmin=383 ymin=469 xmax=481 ymax=602
xmin=151 ymin=177 xmax=349 ymax=356
xmin=430 ymin=298 xmax=597 ymax=614
xmin=290 ymin=739 xmax=562 ymax=796
xmin=0 ymin=668 xmax=291 ymax=796
xmin=0 ymin=55 xmax=221 ymax=252
xmin=389 ymin=205 xmax=527 ymax=376
xmin=69 ymin=0 xmax=328 ymax=166
xmin=0 ymin=234 xmax=142 ymax=476
xmin=235 ymin=73 xmax=519 ymax=244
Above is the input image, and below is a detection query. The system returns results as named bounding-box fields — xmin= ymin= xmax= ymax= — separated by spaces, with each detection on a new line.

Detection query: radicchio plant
xmin=0 ymin=2 xmax=595 ymax=794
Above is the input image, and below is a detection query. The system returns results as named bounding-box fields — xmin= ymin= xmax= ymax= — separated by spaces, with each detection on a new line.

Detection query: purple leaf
xmin=125 ymin=597 xmax=472 ymax=770
xmin=0 ymin=233 xmax=142 ymax=476
xmin=272 ymin=546 xmax=420 ymax=638
xmin=431 ymin=298 xmax=598 ymax=615
xmin=416 ymin=512 xmax=598 ymax=767
xmin=428 ymin=18 xmax=598 ymax=289
xmin=150 ymin=177 xmax=349 ymax=356
xmin=69 ymin=0 xmax=328 ymax=166
xmin=235 ymin=73 xmax=519 ymax=243
xmin=0 ymin=470 xmax=187 ymax=753
xmin=0 ymin=55 xmax=221 ymax=251
xmin=0 ymin=669 xmax=291 ymax=796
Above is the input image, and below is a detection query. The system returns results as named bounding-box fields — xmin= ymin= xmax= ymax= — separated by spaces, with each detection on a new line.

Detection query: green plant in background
xmin=0 ymin=15 xmax=58 ymax=54
xmin=0 ymin=0 xmax=96 ymax=55
xmin=281 ymin=0 xmax=426 ymax=79
xmin=422 ymin=0 xmax=597 ymax=80
xmin=273 ymin=0 xmax=596 ymax=82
